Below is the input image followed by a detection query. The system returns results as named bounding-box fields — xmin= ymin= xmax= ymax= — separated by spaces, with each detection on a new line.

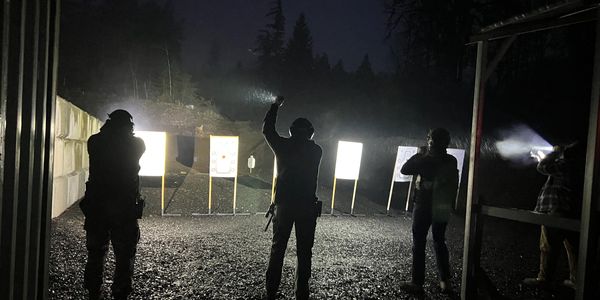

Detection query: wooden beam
xmin=480 ymin=205 xmax=580 ymax=231
xmin=484 ymin=35 xmax=516 ymax=82
xmin=470 ymin=6 xmax=598 ymax=43
xmin=576 ymin=7 xmax=600 ymax=300
xmin=461 ymin=40 xmax=488 ymax=300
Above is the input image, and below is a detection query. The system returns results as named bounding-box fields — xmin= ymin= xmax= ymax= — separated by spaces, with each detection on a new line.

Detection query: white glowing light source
xmin=135 ymin=131 xmax=166 ymax=176
xmin=210 ymin=136 xmax=239 ymax=178
xmin=334 ymin=141 xmax=363 ymax=180
xmin=447 ymin=148 xmax=466 ymax=184
xmin=393 ymin=146 xmax=418 ymax=182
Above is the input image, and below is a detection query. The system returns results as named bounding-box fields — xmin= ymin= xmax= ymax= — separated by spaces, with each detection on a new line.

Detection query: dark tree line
xmin=59 ymin=0 xmax=203 ymax=112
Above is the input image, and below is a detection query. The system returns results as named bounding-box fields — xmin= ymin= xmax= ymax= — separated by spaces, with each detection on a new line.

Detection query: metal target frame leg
xmin=161 ymin=174 xmax=181 ymax=217
xmin=330 ymin=177 xmax=337 ymax=216
xmin=405 ymin=179 xmax=414 ymax=212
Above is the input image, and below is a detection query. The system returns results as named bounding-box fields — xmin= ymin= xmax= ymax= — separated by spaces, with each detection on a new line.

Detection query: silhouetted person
xmin=399 ymin=128 xmax=458 ymax=294
xmin=80 ymin=110 xmax=146 ymax=300
xmin=524 ymin=143 xmax=579 ymax=289
xmin=263 ymin=96 xmax=322 ymax=300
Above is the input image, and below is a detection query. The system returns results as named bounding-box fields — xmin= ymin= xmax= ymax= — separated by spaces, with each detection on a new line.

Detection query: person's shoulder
xmin=132 ymin=136 xmax=146 ymax=149
xmin=444 ymin=153 xmax=458 ymax=164
xmin=313 ymin=141 xmax=323 ymax=153
xmin=87 ymin=132 xmax=102 ymax=145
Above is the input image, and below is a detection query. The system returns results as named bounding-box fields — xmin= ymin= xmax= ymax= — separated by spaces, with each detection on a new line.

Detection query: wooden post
xmin=386 ymin=176 xmax=395 ymax=214
xmin=208 ymin=176 xmax=212 ymax=215
xmin=405 ymin=178 xmax=414 ymax=211
xmin=461 ymin=40 xmax=488 ymax=300
xmin=350 ymin=178 xmax=358 ymax=215
xmin=233 ymin=175 xmax=238 ymax=215
xmin=576 ymin=8 xmax=600 ymax=300
xmin=160 ymin=175 xmax=165 ymax=215
xmin=271 ymin=157 xmax=276 ymax=204
xmin=331 ymin=177 xmax=337 ymax=215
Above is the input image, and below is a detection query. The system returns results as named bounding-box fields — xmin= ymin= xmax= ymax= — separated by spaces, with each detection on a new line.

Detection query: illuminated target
xmin=334 ymin=141 xmax=363 ymax=180
xmin=210 ymin=136 xmax=239 ymax=178
xmin=135 ymin=131 xmax=166 ymax=176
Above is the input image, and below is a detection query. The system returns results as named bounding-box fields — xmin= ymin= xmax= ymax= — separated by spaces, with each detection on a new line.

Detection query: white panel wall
xmin=52 ymin=96 xmax=103 ymax=218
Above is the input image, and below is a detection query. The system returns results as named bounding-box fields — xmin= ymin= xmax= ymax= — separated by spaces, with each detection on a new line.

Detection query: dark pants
xmin=411 ymin=200 xmax=450 ymax=286
xmin=266 ymin=204 xmax=317 ymax=300
xmin=84 ymin=217 xmax=140 ymax=298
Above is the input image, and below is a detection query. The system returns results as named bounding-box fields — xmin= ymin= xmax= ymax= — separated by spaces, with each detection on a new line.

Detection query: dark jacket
xmin=263 ymin=104 xmax=322 ymax=207
xmin=401 ymin=150 xmax=458 ymax=222
xmin=83 ymin=126 xmax=145 ymax=219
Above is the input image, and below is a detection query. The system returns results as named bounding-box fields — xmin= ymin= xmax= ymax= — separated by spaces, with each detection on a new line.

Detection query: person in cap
xmin=399 ymin=128 xmax=459 ymax=294
xmin=263 ymin=96 xmax=323 ymax=300
xmin=80 ymin=109 xmax=146 ymax=300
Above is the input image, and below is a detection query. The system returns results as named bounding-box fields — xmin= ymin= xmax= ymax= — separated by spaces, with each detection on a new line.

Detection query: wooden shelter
xmin=461 ymin=1 xmax=600 ymax=299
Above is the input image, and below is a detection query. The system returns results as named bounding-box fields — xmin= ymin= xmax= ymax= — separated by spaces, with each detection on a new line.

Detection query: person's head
xmin=289 ymin=118 xmax=314 ymax=140
xmin=103 ymin=109 xmax=134 ymax=134
xmin=427 ymin=128 xmax=450 ymax=152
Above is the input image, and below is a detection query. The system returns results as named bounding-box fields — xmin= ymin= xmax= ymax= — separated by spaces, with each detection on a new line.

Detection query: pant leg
xmin=537 ymin=226 xmax=549 ymax=280
xmin=541 ymin=226 xmax=563 ymax=281
xmin=411 ymin=204 xmax=432 ymax=286
xmin=294 ymin=215 xmax=317 ymax=300
xmin=266 ymin=206 xmax=295 ymax=298
xmin=563 ymin=237 xmax=577 ymax=282
xmin=431 ymin=222 xmax=450 ymax=281
xmin=110 ymin=220 xmax=140 ymax=299
xmin=84 ymin=218 xmax=110 ymax=293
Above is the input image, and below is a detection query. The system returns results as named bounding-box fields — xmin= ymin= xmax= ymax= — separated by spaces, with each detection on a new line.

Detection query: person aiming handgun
xmin=263 ymin=96 xmax=323 ymax=300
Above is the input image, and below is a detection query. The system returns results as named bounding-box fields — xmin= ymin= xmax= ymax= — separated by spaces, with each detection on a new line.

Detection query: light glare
xmin=334 ymin=141 xmax=363 ymax=180
xmin=135 ymin=131 xmax=166 ymax=176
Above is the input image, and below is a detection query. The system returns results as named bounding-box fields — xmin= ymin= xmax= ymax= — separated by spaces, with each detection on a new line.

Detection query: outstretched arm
xmin=262 ymin=97 xmax=285 ymax=153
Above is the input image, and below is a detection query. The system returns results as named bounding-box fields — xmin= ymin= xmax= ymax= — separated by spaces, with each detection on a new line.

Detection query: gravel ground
xmin=50 ymin=175 xmax=576 ymax=299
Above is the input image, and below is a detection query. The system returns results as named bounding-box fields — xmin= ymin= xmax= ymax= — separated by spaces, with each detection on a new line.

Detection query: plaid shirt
xmin=534 ymin=153 xmax=571 ymax=214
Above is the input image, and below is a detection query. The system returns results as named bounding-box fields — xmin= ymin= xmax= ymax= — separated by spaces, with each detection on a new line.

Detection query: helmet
xmin=289 ymin=118 xmax=314 ymax=140
xmin=108 ymin=109 xmax=133 ymax=126
xmin=428 ymin=128 xmax=450 ymax=149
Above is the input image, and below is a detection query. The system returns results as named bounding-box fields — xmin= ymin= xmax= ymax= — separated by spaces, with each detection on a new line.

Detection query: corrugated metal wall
xmin=0 ymin=0 xmax=60 ymax=299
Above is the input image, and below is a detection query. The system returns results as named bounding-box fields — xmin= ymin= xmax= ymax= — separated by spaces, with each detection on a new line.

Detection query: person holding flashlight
xmin=399 ymin=128 xmax=458 ymax=294
xmin=523 ymin=143 xmax=579 ymax=289
xmin=263 ymin=96 xmax=323 ymax=300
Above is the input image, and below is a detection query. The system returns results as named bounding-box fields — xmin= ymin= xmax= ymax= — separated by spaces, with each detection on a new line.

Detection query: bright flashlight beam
xmin=495 ymin=124 xmax=552 ymax=164
xmin=245 ymin=88 xmax=276 ymax=104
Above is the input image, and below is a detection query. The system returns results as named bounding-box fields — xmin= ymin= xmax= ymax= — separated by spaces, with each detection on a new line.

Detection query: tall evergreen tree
xmin=255 ymin=0 xmax=285 ymax=77
xmin=356 ymin=54 xmax=374 ymax=78
xmin=284 ymin=13 xmax=314 ymax=78
xmin=314 ymin=53 xmax=331 ymax=78
xmin=332 ymin=59 xmax=347 ymax=77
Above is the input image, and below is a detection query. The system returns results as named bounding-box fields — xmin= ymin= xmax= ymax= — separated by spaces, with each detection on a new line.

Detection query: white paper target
xmin=393 ymin=146 xmax=418 ymax=182
xmin=210 ymin=136 xmax=239 ymax=178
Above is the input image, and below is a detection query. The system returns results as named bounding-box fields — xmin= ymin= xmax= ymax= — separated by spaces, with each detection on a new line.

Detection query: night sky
xmin=173 ymin=0 xmax=391 ymax=75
